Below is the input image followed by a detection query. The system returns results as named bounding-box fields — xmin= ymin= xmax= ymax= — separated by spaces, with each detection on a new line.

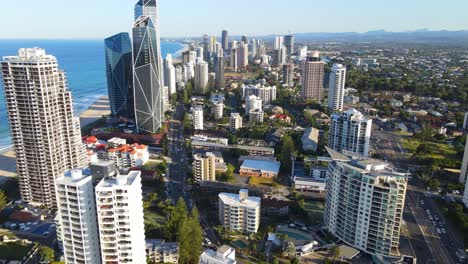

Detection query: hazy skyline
xmin=0 ymin=0 xmax=467 ymax=39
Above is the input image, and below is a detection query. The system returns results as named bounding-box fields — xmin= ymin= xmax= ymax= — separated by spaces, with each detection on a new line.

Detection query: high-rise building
xmin=164 ymin=54 xmax=176 ymax=95
xmin=135 ymin=0 xmax=159 ymax=23
xmin=221 ymin=30 xmax=229 ymax=52
xmin=273 ymin=46 xmax=287 ymax=67
xmin=324 ymin=148 xmax=408 ymax=257
xmin=230 ymin=113 xmax=243 ymax=132
xmin=283 ymin=63 xmax=294 ymax=87
xmin=1 ymin=48 xmax=85 ymax=207
xmin=132 ymin=16 xmax=163 ymax=133
xmin=193 ymin=106 xmax=204 ymax=130
xmin=245 ymin=95 xmax=262 ymax=113
xmin=463 ymin=112 xmax=468 ymax=130
xmin=215 ymin=54 xmax=225 ymax=89
xmin=219 ymin=189 xmax=261 ymax=233
xmin=95 ymin=171 xmax=146 ymax=264
xmin=241 ymin=35 xmax=248 ymax=44
xmin=249 ymin=109 xmax=264 ymax=124
xmin=194 ymin=60 xmax=209 ymax=94
xmin=242 ymin=84 xmax=277 ymax=105
xmin=249 ymin=39 xmax=257 ymax=59
xmin=213 ymin=101 xmax=224 ymax=119
xmin=55 ymin=169 xmax=101 ymax=264
xmin=328 ymin=63 xmax=347 ymax=111
xmin=237 ymin=43 xmax=249 ymax=68
xmin=183 ymin=62 xmax=194 ymax=83
xmin=196 ymin=47 xmax=204 ymax=59
xmin=230 ymin=47 xmax=238 ymax=72
xmin=175 ymin=65 xmax=183 ymax=84
xmin=182 ymin=50 xmax=196 ymax=65
xmin=284 ymin=34 xmax=295 ymax=56
xmin=193 ymin=152 xmax=216 ymax=183
xmin=209 ymin=36 xmax=217 ymax=53
xmin=301 ymin=52 xmax=325 ymax=101
xmin=298 ymin=46 xmax=308 ymax=58
xmin=105 ymin=32 xmax=134 ymax=118
xmin=329 ymin=109 xmax=372 ymax=157
xmin=274 ymin=36 xmax=284 ymax=50
xmin=460 ymin=141 xmax=468 ymax=185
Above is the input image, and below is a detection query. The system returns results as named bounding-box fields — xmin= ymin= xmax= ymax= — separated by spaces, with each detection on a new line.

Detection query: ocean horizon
xmin=0 ymin=39 xmax=186 ymax=150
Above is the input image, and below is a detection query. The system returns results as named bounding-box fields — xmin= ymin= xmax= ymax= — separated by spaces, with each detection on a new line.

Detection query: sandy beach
xmin=0 ymin=96 xmax=111 ymax=185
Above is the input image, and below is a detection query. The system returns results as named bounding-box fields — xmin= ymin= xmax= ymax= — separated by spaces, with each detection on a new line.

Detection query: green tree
xmin=279 ymin=135 xmax=295 ymax=173
xmin=38 ymin=246 xmax=55 ymax=263
xmin=290 ymin=257 xmax=299 ymax=264
xmin=187 ymin=207 xmax=203 ymax=262
xmin=164 ymin=198 xmax=188 ymax=241
xmin=0 ymin=190 xmax=7 ymax=210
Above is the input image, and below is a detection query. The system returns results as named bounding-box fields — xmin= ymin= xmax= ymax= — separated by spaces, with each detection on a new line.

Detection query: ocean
xmin=0 ymin=39 xmax=185 ymax=150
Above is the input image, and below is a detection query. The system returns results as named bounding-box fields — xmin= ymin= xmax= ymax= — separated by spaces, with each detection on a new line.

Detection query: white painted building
xmin=199 ymin=245 xmax=236 ymax=264
xmin=324 ymin=148 xmax=408 ymax=257
xmin=328 ymin=64 xmax=346 ymax=111
xmin=183 ymin=62 xmax=194 ymax=83
xmin=230 ymin=113 xmax=243 ymax=132
xmin=218 ymin=189 xmax=260 ymax=233
xmin=249 ymin=109 xmax=264 ymax=124
xmin=1 ymin=48 xmax=86 ymax=207
xmin=213 ymin=101 xmax=224 ymax=119
xmin=55 ymin=169 xmax=101 ymax=264
xmin=193 ymin=106 xmax=204 ymax=130
xmin=245 ymin=95 xmax=262 ymax=113
xmin=146 ymin=239 xmax=179 ymax=264
xmin=242 ymin=84 xmax=277 ymax=104
xmin=329 ymin=109 xmax=372 ymax=157
xmin=95 ymin=171 xmax=146 ymax=264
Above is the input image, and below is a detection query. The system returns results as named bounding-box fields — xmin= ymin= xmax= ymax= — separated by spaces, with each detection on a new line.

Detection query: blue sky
xmin=0 ymin=0 xmax=467 ymax=39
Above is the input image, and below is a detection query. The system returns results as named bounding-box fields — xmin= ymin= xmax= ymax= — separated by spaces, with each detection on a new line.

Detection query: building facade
xmin=245 ymin=95 xmax=262 ymax=113
xmin=218 ymin=190 xmax=260 ymax=233
xmin=193 ymin=106 xmax=204 ymax=130
xmin=164 ymin=54 xmax=176 ymax=95
xmin=55 ymin=169 xmax=101 ymax=264
xmin=301 ymin=52 xmax=325 ymax=101
xmin=199 ymin=245 xmax=236 ymax=264
xmin=132 ymin=15 xmax=164 ymax=133
xmin=215 ymin=54 xmax=225 ymax=89
xmin=146 ymin=239 xmax=179 ymax=264
xmin=324 ymin=148 xmax=408 ymax=257
xmin=193 ymin=152 xmax=216 ymax=183
xmin=95 ymin=171 xmax=146 ymax=264
xmin=105 ymin=32 xmax=134 ymax=118
xmin=237 ymin=43 xmax=249 ymax=68
xmin=221 ymin=30 xmax=229 ymax=52
xmin=1 ymin=48 xmax=85 ymax=207
xmin=328 ymin=63 xmax=347 ymax=111
xmin=242 ymin=84 xmax=277 ymax=105
xmin=328 ymin=109 xmax=372 ymax=157
xmin=283 ymin=63 xmax=294 ymax=87
xmin=284 ymin=34 xmax=295 ymax=56
xmin=194 ymin=60 xmax=209 ymax=94
xmin=230 ymin=113 xmax=243 ymax=132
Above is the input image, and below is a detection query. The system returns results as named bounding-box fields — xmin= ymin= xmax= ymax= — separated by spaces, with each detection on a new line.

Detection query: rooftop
xmin=219 ymin=192 xmax=261 ymax=209
xmin=241 ymin=160 xmax=280 ymax=174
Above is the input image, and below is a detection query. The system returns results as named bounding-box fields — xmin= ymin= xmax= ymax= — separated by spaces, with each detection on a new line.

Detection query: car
xmin=429 ymin=216 xmax=434 ymax=220
xmin=421 ymin=200 xmax=425 ymax=205
xmin=441 ymin=228 xmax=447 ymax=234
xmin=436 ymin=228 xmax=441 ymax=234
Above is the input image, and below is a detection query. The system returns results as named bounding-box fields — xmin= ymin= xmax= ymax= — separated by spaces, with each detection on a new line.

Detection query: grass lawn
xmin=303 ymin=200 xmax=324 ymax=226
xmin=81 ymin=117 xmax=108 ymax=135
xmin=141 ymin=160 xmax=162 ymax=171
xmin=0 ymin=241 xmax=34 ymax=260
xmin=248 ymin=177 xmax=277 ymax=187
xmin=400 ymin=139 xmax=458 ymax=162
xmin=0 ymin=229 xmax=16 ymax=238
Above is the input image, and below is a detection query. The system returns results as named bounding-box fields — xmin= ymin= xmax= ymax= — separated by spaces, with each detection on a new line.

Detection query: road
xmin=371 ymin=120 xmax=457 ymax=263
xmin=167 ymin=103 xmax=190 ymax=205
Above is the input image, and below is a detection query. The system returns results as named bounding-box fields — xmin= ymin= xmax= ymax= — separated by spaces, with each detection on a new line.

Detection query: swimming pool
xmin=278 ymin=230 xmax=310 ymax=241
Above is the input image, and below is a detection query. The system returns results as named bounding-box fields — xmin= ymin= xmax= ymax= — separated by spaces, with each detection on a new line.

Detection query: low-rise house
xmin=240 ymin=160 xmax=280 ymax=178
xmin=199 ymin=245 xmax=236 ymax=264
xmin=146 ymin=239 xmax=179 ymax=264
xmin=301 ymin=127 xmax=320 ymax=152
xmin=267 ymin=114 xmax=291 ymax=123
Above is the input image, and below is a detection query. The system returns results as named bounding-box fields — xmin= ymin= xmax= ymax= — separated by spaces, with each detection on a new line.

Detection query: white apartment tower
xmin=213 ymin=101 xmax=224 ymax=119
xmin=237 ymin=43 xmax=249 ymax=68
xmin=193 ymin=106 xmax=204 ymax=130
xmin=95 ymin=171 xmax=146 ymax=264
xmin=328 ymin=64 xmax=347 ymax=111
xmin=245 ymin=95 xmax=262 ymax=113
xmin=219 ymin=189 xmax=261 ymax=233
xmin=1 ymin=48 xmax=85 ymax=207
xmin=242 ymin=84 xmax=277 ymax=105
xmin=324 ymin=148 xmax=408 ymax=257
xmin=193 ymin=152 xmax=216 ymax=183
xmin=329 ymin=109 xmax=372 ymax=157
xmin=55 ymin=169 xmax=101 ymax=264
xmin=164 ymin=54 xmax=176 ymax=95
xmin=460 ymin=140 xmax=468 ymax=191
xmin=230 ymin=113 xmax=243 ymax=132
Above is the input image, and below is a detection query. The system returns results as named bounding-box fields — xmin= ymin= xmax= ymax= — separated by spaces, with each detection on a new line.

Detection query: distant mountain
xmin=276 ymin=30 xmax=468 ymax=43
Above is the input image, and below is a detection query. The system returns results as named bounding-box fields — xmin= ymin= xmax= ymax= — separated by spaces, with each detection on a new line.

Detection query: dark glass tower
xmin=221 ymin=30 xmax=229 ymax=52
xmin=284 ymin=34 xmax=295 ymax=56
xmin=215 ymin=53 xmax=225 ymax=89
xmin=132 ymin=16 xmax=163 ymax=133
xmin=105 ymin=32 xmax=134 ymax=118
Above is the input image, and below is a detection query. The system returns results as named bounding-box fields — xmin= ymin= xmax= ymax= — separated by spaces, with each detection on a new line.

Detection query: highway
xmin=371 ymin=120 xmax=457 ymax=263
xmin=167 ymin=103 xmax=190 ymax=205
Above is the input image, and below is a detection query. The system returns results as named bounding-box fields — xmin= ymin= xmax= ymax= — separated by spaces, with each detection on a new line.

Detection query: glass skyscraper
xmin=105 ymin=32 xmax=134 ymax=118
xmin=132 ymin=16 xmax=163 ymax=133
